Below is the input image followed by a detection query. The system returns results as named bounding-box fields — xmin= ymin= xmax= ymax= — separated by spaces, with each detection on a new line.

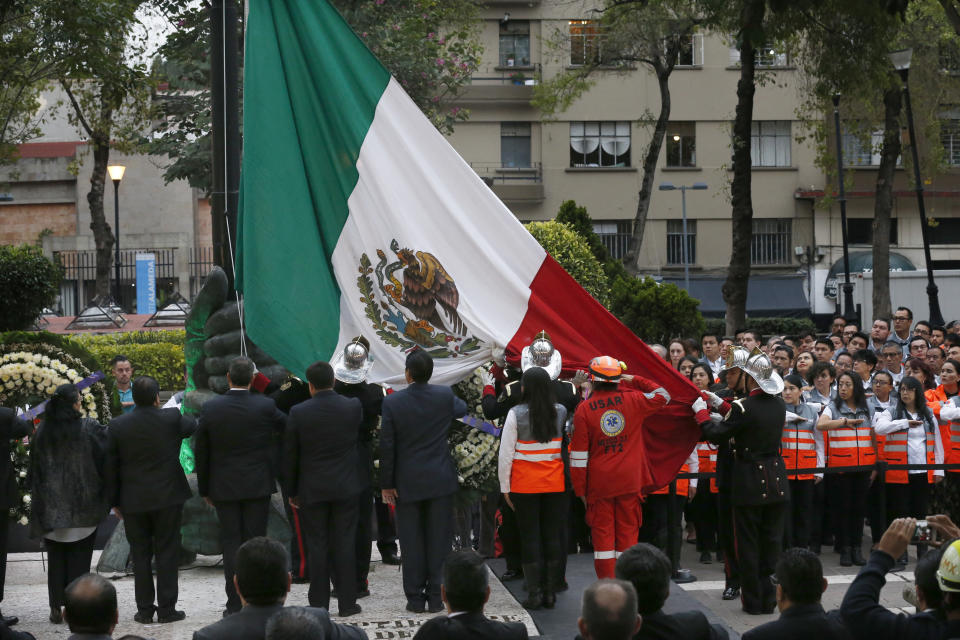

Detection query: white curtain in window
xmin=600 ymin=138 xmax=630 ymax=156
xmin=571 ymin=138 xmax=600 ymax=154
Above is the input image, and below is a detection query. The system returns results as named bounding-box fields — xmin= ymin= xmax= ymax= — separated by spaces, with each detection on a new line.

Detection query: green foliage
xmin=555 ymin=200 xmax=629 ymax=282
xmin=0 ymin=245 xmax=62 ymax=331
xmin=703 ymin=316 xmax=816 ymax=338
xmin=83 ymin=342 xmax=185 ymax=390
xmin=608 ymin=276 xmax=705 ymax=345
xmin=524 ymin=221 xmax=609 ymax=306
xmin=72 ymin=329 xmax=185 ymax=347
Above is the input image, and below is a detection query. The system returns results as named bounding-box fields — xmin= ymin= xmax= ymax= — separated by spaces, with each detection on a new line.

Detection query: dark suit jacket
xmin=742 ymin=603 xmax=849 ymax=640
xmin=195 ymin=389 xmax=286 ymax=501
xmin=105 ymin=406 xmax=196 ymax=514
xmin=413 ymin=611 xmax=528 ymax=640
xmin=636 ymin=609 xmax=729 ymax=640
xmin=0 ymin=408 xmax=31 ymax=508
xmin=380 ymin=382 xmax=467 ymax=502
xmin=285 ymin=390 xmax=362 ymax=503
xmin=334 ymin=380 xmax=386 ymax=491
xmin=191 ymin=603 xmax=365 ymax=640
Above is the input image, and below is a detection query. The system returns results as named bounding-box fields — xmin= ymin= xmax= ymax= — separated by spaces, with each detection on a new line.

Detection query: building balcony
xmin=472 ymin=162 xmax=544 ymax=204
xmin=457 ymin=67 xmax=540 ymax=107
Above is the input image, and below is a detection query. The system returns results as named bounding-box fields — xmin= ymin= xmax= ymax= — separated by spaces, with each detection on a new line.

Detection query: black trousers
xmin=45 ymin=531 xmax=97 ymax=609
xmin=215 ymin=497 xmax=270 ymax=612
xmin=831 ymin=472 xmax=870 ymax=550
xmin=478 ymin=491 xmax=499 ymax=557
xmin=374 ymin=495 xmax=397 ymax=555
xmin=888 ymin=474 xmax=931 ymax=523
xmin=639 ymin=494 xmax=685 ymax=571
xmin=125 ymin=504 xmax=183 ymax=616
xmin=734 ymin=501 xmax=786 ymax=613
xmin=717 ymin=491 xmax=740 ymax=589
xmin=395 ymin=494 xmax=453 ymax=607
xmin=787 ymin=479 xmax=815 ymax=548
xmin=692 ymin=490 xmax=718 ymax=553
xmin=302 ymin=498 xmax=358 ymax=610
xmin=499 ymin=496 xmax=522 ymax=571
xmin=867 ymin=474 xmax=888 ymax=544
xmin=355 ymin=488 xmax=373 ymax=586
xmin=0 ymin=506 xmax=8 ymax=603
xmin=511 ymin=492 xmax=566 ymax=574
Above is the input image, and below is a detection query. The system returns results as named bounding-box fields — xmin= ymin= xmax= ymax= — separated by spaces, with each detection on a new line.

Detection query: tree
xmin=149 ymin=0 xmax=482 ymax=192
xmin=0 ymin=245 xmax=62 ymax=331
xmin=524 ymin=221 xmax=610 ymax=305
xmin=555 ymin=199 xmax=628 ymax=282
xmin=534 ymin=0 xmax=703 ymax=276
xmin=608 ymin=276 xmax=705 ymax=345
xmin=54 ymin=1 xmax=153 ymax=303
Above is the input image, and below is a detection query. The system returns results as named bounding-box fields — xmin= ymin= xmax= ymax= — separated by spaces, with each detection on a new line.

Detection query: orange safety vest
xmin=825 ymin=404 xmax=876 ymax=469
xmin=509 ymin=404 xmax=565 ymax=493
xmin=928 ymin=387 xmax=960 ymax=473
xmin=696 ymin=442 xmax=718 ymax=493
xmin=781 ymin=408 xmax=818 ymax=481
xmin=651 ymin=463 xmax=690 ymax=496
xmin=880 ymin=421 xmax=936 ymax=484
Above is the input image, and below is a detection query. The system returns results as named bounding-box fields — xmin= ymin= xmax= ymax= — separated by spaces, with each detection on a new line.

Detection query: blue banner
xmin=136 ymin=253 xmax=156 ymax=314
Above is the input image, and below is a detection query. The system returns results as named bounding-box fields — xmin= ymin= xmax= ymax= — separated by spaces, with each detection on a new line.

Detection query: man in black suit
xmin=285 ymin=360 xmax=363 ymax=616
xmin=195 ymin=357 xmax=287 ymax=615
xmin=380 ymin=349 xmax=466 ymax=613
xmin=615 ymin=543 xmax=728 ymax=640
xmin=192 ymin=537 xmax=365 ymax=640
xmin=0 ymin=408 xmax=32 ymax=627
xmin=413 ymin=550 xmax=527 ymax=640
xmin=105 ymin=376 xmax=196 ymax=624
xmin=744 ymin=547 xmax=849 ymax=640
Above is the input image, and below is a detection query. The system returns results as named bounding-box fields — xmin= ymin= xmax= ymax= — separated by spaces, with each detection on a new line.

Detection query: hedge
xmin=703 ymin=317 xmax=817 ymax=339
xmin=73 ymin=331 xmax=185 ymax=390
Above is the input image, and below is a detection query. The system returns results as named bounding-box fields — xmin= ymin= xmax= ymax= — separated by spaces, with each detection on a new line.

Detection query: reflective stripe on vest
xmin=883 ymin=428 xmax=935 ymax=484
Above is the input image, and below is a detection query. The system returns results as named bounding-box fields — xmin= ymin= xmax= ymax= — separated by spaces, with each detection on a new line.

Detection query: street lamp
xmin=659 ymin=181 xmax=708 ymax=292
xmin=831 ymin=94 xmax=856 ymax=322
xmin=107 ymin=164 xmax=126 ymax=309
xmin=889 ymin=48 xmax=944 ymax=326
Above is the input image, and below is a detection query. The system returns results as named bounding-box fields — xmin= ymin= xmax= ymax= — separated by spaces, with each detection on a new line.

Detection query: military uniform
xmin=271 ymin=377 xmax=312 ymax=581
xmin=700 ymin=388 xmax=789 ymax=614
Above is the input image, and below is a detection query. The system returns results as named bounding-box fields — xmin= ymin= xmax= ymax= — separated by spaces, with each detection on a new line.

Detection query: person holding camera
xmin=840 ymin=515 xmax=960 ymax=640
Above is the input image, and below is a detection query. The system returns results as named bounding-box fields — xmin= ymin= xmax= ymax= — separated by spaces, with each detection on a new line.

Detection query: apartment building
xmin=449 ymin=1 xmax=960 ymax=320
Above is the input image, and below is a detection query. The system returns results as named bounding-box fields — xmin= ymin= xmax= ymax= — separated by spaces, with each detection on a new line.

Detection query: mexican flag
xmin=237 ymin=0 xmax=700 ymax=490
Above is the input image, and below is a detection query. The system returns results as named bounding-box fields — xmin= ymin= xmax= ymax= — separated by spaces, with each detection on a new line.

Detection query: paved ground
xmin=3 ymin=527 xmax=920 ymax=639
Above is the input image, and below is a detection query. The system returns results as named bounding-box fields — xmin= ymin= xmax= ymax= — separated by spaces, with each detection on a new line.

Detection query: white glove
xmin=806 ymin=402 xmax=822 ymax=414
xmin=785 ymin=411 xmax=803 ymax=423
xmin=479 ymin=370 xmax=495 ymax=389
xmin=692 ymin=397 xmax=707 ymax=414
xmin=653 ymin=387 xmax=671 ymax=404
xmin=709 ymin=412 xmax=723 ymax=422
xmin=705 ymin=390 xmax=724 ymax=409
xmin=572 ymin=370 xmax=589 ymax=387
xmin=490 ymin=346 xmax=507 ymax=368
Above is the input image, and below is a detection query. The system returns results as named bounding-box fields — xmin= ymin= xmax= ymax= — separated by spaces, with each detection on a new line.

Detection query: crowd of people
xmin=1 ymin=305 xmax=960 ymax=639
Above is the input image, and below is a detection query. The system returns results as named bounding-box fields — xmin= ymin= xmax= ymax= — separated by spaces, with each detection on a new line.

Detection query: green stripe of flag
xmin=237 ymin=0 xmax=390 ymax=376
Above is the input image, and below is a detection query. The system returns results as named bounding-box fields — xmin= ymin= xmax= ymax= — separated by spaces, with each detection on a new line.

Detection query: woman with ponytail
xmin=29 ymin=383 xmax=108 ymax=623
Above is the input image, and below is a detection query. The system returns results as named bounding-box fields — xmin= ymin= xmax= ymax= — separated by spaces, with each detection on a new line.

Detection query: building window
xmin=847 ymin=218 xmax=897 ymax=245
xmin=593 ymin=221 xmax=632 ymax=260
xmin=569 ymin=20 xmax=604 ymax=66
xmin=728 ymin=41 xmax=789 ymax=67
xmin=751 ymin=121 xmax=791 ymax=167
xmin=841 ymin=130 xmax=902 ymax=167
xmin=942 ymin=119 xmax=960 ymax=166
xmin=666 ymin=122 xmax=696 ymax=167
xmin=570 ymin=121 xmax=631 ymax=168
xmin=751 ymin=219 xmax=792 ymax=265
xmin=930 ymin=219 xmax=960 ymax=244
xmin=666 ymin=219 xmax=697 ymax=265
xmin=500 ymin=20 xmax=530 ymax=67
xmin=675 ymin=32 xmax=704 ymax=66
xmin=501 ymin=122 xmax=531 ymax=168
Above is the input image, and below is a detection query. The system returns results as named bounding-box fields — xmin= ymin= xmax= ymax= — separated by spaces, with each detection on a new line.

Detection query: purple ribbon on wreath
xmin=458 ymin=414 xmax=502 ymax=437
xmin=18 ymin=371 xmax=106 ymax=422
